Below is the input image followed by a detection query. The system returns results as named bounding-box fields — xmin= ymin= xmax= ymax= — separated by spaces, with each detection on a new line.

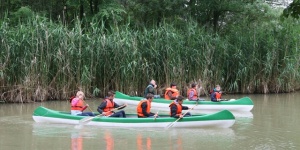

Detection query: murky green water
xmin=1 ymin=92 xmax=299 ymax=150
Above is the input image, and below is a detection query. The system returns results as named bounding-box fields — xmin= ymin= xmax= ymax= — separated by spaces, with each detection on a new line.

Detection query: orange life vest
xmin=169 ymin=101 xmax=182 ymax=116
xmin=215 ymin=92 xmax=222 ymax=99
xmin=137 ymin=100 xmax=151 ymax=117
xmin=187 ymin=88 xmax=198 ymax=100
xmin=102 ymin=98 xmax=115 ymax=116
xmin=164 ymin=88 xmax=179 ymax=100
xmin=71 ymin=98 xmax=84 ymax=111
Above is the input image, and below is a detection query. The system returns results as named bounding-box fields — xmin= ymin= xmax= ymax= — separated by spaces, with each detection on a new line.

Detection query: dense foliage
xmin=0 ymin=0 xmax=300 ymax=102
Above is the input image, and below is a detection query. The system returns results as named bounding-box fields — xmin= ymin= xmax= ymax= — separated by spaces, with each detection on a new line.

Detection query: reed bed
xmin=0 ymin=16 xmax=300 ymax=102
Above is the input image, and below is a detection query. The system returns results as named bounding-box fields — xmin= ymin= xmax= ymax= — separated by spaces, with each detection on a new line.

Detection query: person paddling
xmin=70 ymin=91 xmax=95 ymax=116
xmin=169 ymin=95 xmax=192 ymax=118
xmin=137 ymin=93 xmax=159 ymax=118
xmin=97 ymin=91 xmax=127 ymax=118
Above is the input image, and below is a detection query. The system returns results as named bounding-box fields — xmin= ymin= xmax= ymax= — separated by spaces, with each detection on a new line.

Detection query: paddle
xmin=220 ymin=99 xmax=228 ymax=101
xmin=78 ymin=104 xmax=126 ymax=125
xmin=78 ymin=114 xmax=102 ymax=125
xmin=216 ymin=99 xmax=236 ymax=101
xmin=154 ymin=111 xmax=159 ymax=120
xmin=82 ymin=99 xmax=94 ymax=112
xmin=165 ymin=104 xmax=197 ymax=129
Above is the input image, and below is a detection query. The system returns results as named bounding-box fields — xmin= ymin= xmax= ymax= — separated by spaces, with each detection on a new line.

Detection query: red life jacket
xmin=187 ymin=88 xmax=197 ymax=100
xmin=164 ymin=88 xmax=179 ymax=100
xmin=215 ymin=92 xmax=222 ymax=99
xmin=102 ymin=98 xmax=115 ymax=116
xmin=169 ymin=101 xmax=182 ymax=116
xmin=71 ymin=98 xmax=84 ymax=111
xmin=137 ymin=100 xmax=151 ymax=117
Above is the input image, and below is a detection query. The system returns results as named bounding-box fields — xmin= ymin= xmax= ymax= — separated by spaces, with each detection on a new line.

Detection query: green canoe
xmin=32 ymin=106 xmax=235 ymax=128
xmin=114 ymin=91 xmax=254 ymax=112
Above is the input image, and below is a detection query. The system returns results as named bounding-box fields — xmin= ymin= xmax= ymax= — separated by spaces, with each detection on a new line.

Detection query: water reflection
xmin=32 ymin=123 xmax=236 ymax=150
xmin=104 ymin=130 xmax=114 ymax=150
xmin=71 ymin=131 xmax=83 ymax=150
xmin=136 ymin=133 xmax=151 ymax=150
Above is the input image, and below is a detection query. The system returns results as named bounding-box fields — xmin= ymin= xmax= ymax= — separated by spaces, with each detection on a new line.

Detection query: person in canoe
xmin=210 ymin=85 xmax=222 ymax=102
xmin=169 ymin=95 xmax=192 ymax=118
xmin=144 ymin=79 xmax=158 ymax=98
xmin=97 ymin=90 xmax=127 ymax=118
xmin=164 ymin=82 xmax=179 ymax=100
xmin=187 ymin=83 xmax=199 ymax=101
xmin=70 ymin=91 xmax=95 ymax=116
xmin=137 ymin=93 xmax=159 ymax=118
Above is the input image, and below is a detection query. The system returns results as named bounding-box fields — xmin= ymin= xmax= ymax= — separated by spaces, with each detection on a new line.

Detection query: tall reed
xmin=0 ymin=15 xmax=300 ymax=102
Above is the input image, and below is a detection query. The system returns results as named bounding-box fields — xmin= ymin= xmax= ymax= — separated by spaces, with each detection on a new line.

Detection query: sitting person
xmin=169 ymin=95 xmax=191 ymax=118
xmin=144 ymin=79 xmax=158 ymax=98
xmin=164 ymin=83 xmax=179 ymax=100
xmin=210 ymin=85 xmax=222 ymax=102
xmin=137 ymin=93 xmax=159 ymax=118
xmin=187 ymin=83 xmax=199 ymax=101
xmin=70 ymin=91 xmax=95 ymax=116
xmin=97 ymin=91 xmax=126 ymax=118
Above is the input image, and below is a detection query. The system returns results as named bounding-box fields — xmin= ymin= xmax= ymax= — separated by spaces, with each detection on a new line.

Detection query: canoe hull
xmin=33 ymin=116 xmax=235 ymax=128
xmin=32 ymin=106 xmax=235 ymax=128
xmin=114 ymin=91 xmax=254 ymax=112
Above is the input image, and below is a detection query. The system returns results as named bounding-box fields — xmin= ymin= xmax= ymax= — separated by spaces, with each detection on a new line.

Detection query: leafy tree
xmin=186 ymin=0 xmax=255 ymax=32
xmin=282 ymin=0 xmax=300 ymax=19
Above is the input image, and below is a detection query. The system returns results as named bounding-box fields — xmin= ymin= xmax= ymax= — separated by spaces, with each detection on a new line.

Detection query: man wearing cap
xmin=164 ymin=83 xmax=179 ymax=100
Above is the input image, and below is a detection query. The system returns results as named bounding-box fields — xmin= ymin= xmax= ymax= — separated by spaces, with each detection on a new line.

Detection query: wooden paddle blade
xmin=165 ymin=118 xmax=180 ymax=129
xmin=154 ymin=111 xmax=159 ymax=120
xmin=78 ymin=114 xmax=103 ymax=125
xmin=220 ymin=99 xmax=229 ymax=101
xmin=116 ymin=105 xmax=126 ymax=110
xmin=165 ymin=104 xmax=197 ymax=129
xmin=78 ymin=116 xmax=94 ymax=124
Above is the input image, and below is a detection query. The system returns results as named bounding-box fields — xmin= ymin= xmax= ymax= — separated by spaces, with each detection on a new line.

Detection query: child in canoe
xmin=70 ymin=91 xmax=95 ymax=116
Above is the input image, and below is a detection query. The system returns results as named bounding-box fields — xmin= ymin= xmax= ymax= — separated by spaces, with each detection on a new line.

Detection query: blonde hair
xmin=76 ymin=91 xmax=85 ymax=98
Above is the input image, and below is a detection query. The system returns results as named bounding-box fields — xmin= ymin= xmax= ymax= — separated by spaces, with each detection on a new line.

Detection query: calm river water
xmin=1 ymin=92 xmax=299 ymax=150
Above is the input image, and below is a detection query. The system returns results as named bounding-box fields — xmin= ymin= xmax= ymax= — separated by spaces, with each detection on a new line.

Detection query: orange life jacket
xmin=71 ymin=98 xmax=84 ymax=111
xmin=187 ymin=88 xmax=197 ymax=100
xmin=215 ymin=92 xmax=222 ymax=99
xmin=164 ymin=88 xmax=179 ymax=100
xmin=137 ymin=100 xmax=151 ymax=117
xmin=169 ymin=101 xmax=182 ymax=116
xmin=102 ymin=98 xmax=115 ymax=116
